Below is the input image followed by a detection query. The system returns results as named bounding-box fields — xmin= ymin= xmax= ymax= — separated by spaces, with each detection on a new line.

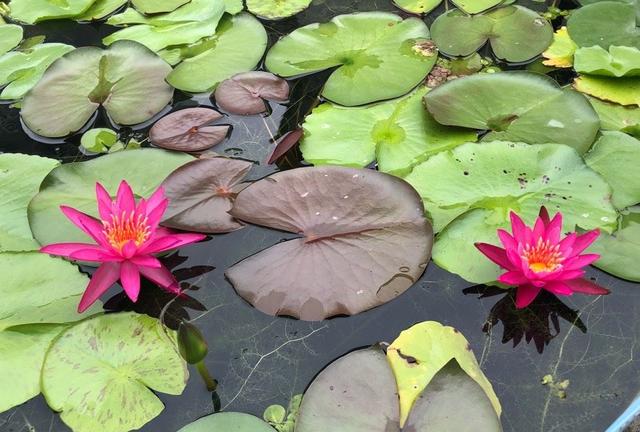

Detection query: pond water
xmin=1 ymin=1 xmax=639 ymax=431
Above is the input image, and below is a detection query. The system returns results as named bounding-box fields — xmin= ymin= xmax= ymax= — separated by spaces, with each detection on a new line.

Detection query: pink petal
xmin=70 ymin=248 xmax=122 ymax=262
xmin=78 ymin=262 xmax=120 ymax=312
xmin=130 ymin=255 xmax=162 ymax=268
xmin=562 ymin=253 xmax=600 ymax=271
xmin=41 ymin=242 xmax=100 ymax=258
xmin=571 ymin=229 xmax=600 ymax=256
xmin=510 ymin=212 xmax=532 ymax=245
xmin=116 ymin=180 xmax=136 ymax=213
xmin=558 ymin=232 xmax=577 ymax=256
xmin=475 ymin=243 xmax=514 ymax=270
xmin=515 ymin=284 xmax=541 ymax=309
xmin=141 ymin=233 xmax=206 ymax=254
xmin=498 ymin=271 xmax=529 ymax=286
xmin=532 ymin=216 xmax=546 ymax=242
xmin=543 ymin=281 xmax=574 ymax=296
xmin=95 ymin=182 xmax=114 ymax=221
xmin=139 ymin=265 xmax=180 ymax=293
xmin=146 ymin=186 xmax=166 ymax=213
xmin=545 ymin=212 xmax=563 ymax=244
xmin=538 ymin=206 xmax=551 ymax=226
xmin=60 ymin=206 xmax=107 ymax=247
xmin=146 ymin=198 xmax=169 ymax=230
xmin=564 ymin=278 xmax=610 ymax=295
xmin=498 ymin=229 xmax=517 ymax=251
xmin=552 ymin=269 xmax=585 ymax=281
xmin=120 ymin=261 xmax=141 ymax=302
xmin=121 ymin=241 xmax=138 ymax=259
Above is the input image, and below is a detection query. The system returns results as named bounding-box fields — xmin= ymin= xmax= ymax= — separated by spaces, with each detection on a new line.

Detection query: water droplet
xmin=399 ymin=266 xmax=410 ymax=273
xmin=300 ymin=192 xmax=309 ymax=198
xmin=356 ymin=290 xmax=364 ymax=295
xmin=343 ymin=195 xmax=349 ymax=199
xmin=315 ymin=211 xmax=321 ymax=216
xmin=533 ymin=18 xmax=546 ymax=26
xmin=332 ymin=216 xmax=339 ymax=220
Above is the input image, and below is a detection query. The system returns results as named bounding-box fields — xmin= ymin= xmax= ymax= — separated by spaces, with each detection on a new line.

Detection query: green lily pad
xmin=574 ymin=75 xmax=640 ymax=106
xmin=0 ymin=24 xmax=22 ymax=55
xmin=0 ymin=43 xmax=74 ymax=100
xmin=224 ymin=0 xmax=244 ymax=14
xmin=247 ymin=0 xmax=311 ymax=19
xmin=300 ymin=86 xmax=476 ymax=176
xmin=585 ymin=131 xmax=640 ymax=209
xmin=404 ymin=141 xmax=618 ymax=283
xmin=542 ymin=27 xmax=577 ymax=68
xmin=75 ymin=0 xmax=128 ymax=21
xmin=265 ymin=12 xmax=436 ymax=106
xmin=393 ymin=0 xmax=442 ymax=14
xmin=132 ymin=0 xmax=190 ymax=14
xmin=8 ymin=0 xmax=95 ymax=24
xmin=587 ymin=95 xmax=640 ymax=137
xmin=178 ymin=412 xmax=275 ymax=431
xmin=28 ymin=148 xmax=193 ymax=247
xmin=578 ymin=0 xmax=640 ymax=20
xmin=21 ymin=41 xmax=173 ymax=138
xmin=567 ymin=1 xmax=640 ymax=49
xmin=167 ymin=13 xmax=268 ymax=93
xmin=41 ymin=312 xmax=188 ymax=432
xmin=431 ymin=6 xmax=553 ymax=63
xmin=574 ymin=46 xmax=640 ymax=77
xmin=590 ymin=208 xmax=640 ymax=281
xmin=80 ymin=128 xmax=119 ymax=153
xmin=0 ymin=153 xmax=58 ymax=252
xmin=425 ymin=72 xmax=600 ymax=154
xmin=452 ymin=0 xmax=504 ymax=14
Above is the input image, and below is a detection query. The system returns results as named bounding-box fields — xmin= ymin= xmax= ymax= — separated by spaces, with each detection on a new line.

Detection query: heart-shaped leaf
xmin=149 ymin=108 xmax=230 ymax=152
xmin=21 ymin=41 xmax=173 ymax=138
xmin=574 ymin=75 xmax=640 ymax=106
xmin=161 ymin=157 xmax=252 ymax=233
xmin=425 ymin=72 xmax=600 ymax=154
xmin=0 ymin=24 xmax=23 ymax=55
xmin=41 ymin=312 xmax=188 ymax=432
xmin=8 ymin=0 xmax=95 ymax=24
xmin=567 ymin=1 xmax=640 ymax=49
xmin=178 ymin=412 xmax=275 ymax=431
xmin=246 ymin=0 xmax=311 ymax=19
xmin=588 ymin=95 xmax=640 ymax=137
xmin=574 ymin=46 xmax=640 ymax=77
xmin=265 ymin=12 xmax=436 ymax=106
xmin=226 ymin=166 xmax=433 ymax=320
xmin=214 ymin=71 xmax=289 ymax=115
xmin=431 ymin=6 xmax=553 ymax=63
xmin=590 ymin=208 xmax=640 ymax=281
xmin=132 ymin=0 xmax=190 ymax=14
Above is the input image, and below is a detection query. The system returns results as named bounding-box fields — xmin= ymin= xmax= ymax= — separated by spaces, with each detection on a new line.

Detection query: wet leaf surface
xmin=178 ymin=412 xmax=276 ymax=431
xmin=150 ymin=108 xmax=230 ymax=152
xmin=246 ymin=0 xmax=312 ymax=20
xmin=215 ymin=72 xmax=290 ymax=116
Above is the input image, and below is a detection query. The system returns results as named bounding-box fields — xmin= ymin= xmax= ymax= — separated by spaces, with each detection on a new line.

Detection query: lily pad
xmin=75 ymin=0 xmax=128 ymax=21
xmin=28 ymin=149 xmax=193 ymax=247
xmin=265 ymin=12 xmax=436 ymax=106
xmin=425 ymin=72 xmax=600 ymax=154
xmin=585 ymin=131 xmax=640 ymax=209
xmin=300 ymin=86 xmax=476 ymax=176
xmin=431 ymin=6 xmax=553 ymax=63
xmin=8 ymin=0 xmax=95 ymax=24
xmin=387 ymin=321 xmax=501 ymax=426
xmin=590 ymin=208 xmax=640 ymax=281
xmin=178 ymin=412 xmax=275 ymax=431
xmin=21 ymin=41 xmax=173 ymax=138
xmin=0 ymin=153 xmax=58 ymax=252
xmin=574 ymin=46 xmax=640 ymax=77
xmin=393 ymin=0 xmax=442 ymax=14
xmin=132 ymin=0 xmax=190 ymax=14
xmin=567 ymin=1 xmax=640 ymax=49
xmin=542 ymin=27 xmax=577 ymax=68
xmin=587 ymin=95 xmax=640 ymax=137
xmin=161 ymin=157 xmax=252 ymax=233
xmin=41 ymin=312 xmax=188 ymax=432
xmin=214 ymin=71 xmax=290 ymax=115
xmin=167 ymin=13 xmax=268 ymax=93
xmin=224 ymin=0 xmax=244 ymax=14
xmin=80 ymin=128 xmax=119 ymax=153
xmin=149 ymin=108 xmax=230 ymax=152
xmin=226 ymin=166 xmax=433 ymax=320
xmin=0 ymin=24 xmax=22 ymax=55
xmin=574 ymin=75 xmax=640 ymax=106
xmin=246 ymin=0 xmax=311 ymax=19
xmin=404 ymin=141 xmax=618 ymax=283
xmin=452 ymin=0 xmax=504 ymax=14
xmin=107 ymin=0 xmax=222 ymax=26
xmin=0 ymin=42 xmax=74 ymax=101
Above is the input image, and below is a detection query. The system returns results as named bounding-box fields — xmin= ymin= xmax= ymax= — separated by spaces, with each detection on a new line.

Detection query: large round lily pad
xmin=41 ymin=312 xmax=188 ymax=432
xmin=8 ymin=0 xmax=95 ymax=24
xmin=226 ymin=166 xmax=433 ymax=320
xmin=300 ymin=86 xmax=476 ymax=176
xmin=265 ymin=12 xmax=436 ymax=106
xmin=178 ymin=412 xmax=275 ymax=431
xmin=431 ymin=6 xmax=553 ymax=63
xmin=567 ymin=1 xmax=640 ymax=49
xmin=21 ymin=41 xmax=173 ymax=138
xmin=246 ymin=0 xmax=311 ymax=19
xmin=149 ymin=108 xmax=230 ymax=151
xmin=28 ymin=149 xmax=193 ymax=247
xmin=590 ymin=208 xmax=640 ymax=281
xmin=424 ymin=72 xmax=600 ymax=154
xmin=214 ymin=71 xmax=290 ymax=115
xmin=574 ymin=46 xmax=640 ymax=77
xmin=404 ymin=141 xmax=618 ymax=283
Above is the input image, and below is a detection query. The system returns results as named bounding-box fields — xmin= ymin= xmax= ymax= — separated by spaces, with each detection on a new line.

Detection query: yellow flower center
xmin=522 ymin=237 xmax=563 ymax=273
xmin=103 ymin=211 xmax=151 ymax=251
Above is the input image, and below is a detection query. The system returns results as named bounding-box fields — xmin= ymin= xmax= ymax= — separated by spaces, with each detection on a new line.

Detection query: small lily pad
xmin=149 ymin=108 xmax=230 ymax=152
xmin=574 ymin=75 xmax=640 ymax=106
xmin=567 ymin=1 xmax=640 ymax=49
xmin=80 ymin=128 xmax=119 ymax=153
xmin=178 ymin=412 xmax=275 ymax=431
xmin=41 ymin=312 xmax=188 ymax=432
xmin=587 ymin=95 xmax=640 ymax=137
xmin=75 ymin=0 xmax=128 ymax=21
xmin=574 ymin=46 xmax=640 ymax=77
xmin=8 ymin=0 xmax=95 ymax=24
xmin=161 ymin=157 xmax=252 ymax=233
xmin=214 ymin=71 xmax=290 ymax=115
xmin=107 ymin=0 xmax=222 ymax=26
xmin=542 ymin=26 xmax=577 ymax=68
xmin=265 ymin=12 xmax=436 ymax=106
xmin=246 ymin=0 xmax=311 ymax=19
xmin=132 ymin=0 xmax=190 ymax=14
xmin=21 ymin=41 xmax=173 ymax=137
xmin=0 ymin=24 xmax=23 ymax=55
xmin=590 ymin=208 xmax=640 ymax=282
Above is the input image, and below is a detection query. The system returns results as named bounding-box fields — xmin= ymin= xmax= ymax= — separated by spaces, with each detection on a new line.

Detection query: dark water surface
xmin=2 ymin=1 xmax=639 ymax=431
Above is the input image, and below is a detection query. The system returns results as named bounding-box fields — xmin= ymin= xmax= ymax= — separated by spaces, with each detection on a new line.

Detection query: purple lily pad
xmin=161 ymin=157 xmax=252 ymax=233
xmin=214 ymin=71 xmax=290 ymax=115
xmin=149 ymin=108 xmax=230 ymax=152
xmin=225 ymin=166 xmax=433 ymax=321
xmin=266 ymin=128 xmax=303 ymax=164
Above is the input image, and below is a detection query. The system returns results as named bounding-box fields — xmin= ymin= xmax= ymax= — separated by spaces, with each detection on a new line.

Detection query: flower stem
xmin=196 ymin=360 xmax=217 ymax=392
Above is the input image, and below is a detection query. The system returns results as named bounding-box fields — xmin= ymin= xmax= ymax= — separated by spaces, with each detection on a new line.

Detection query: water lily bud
xmin=178 ymin=322 xmax=208 ymax=364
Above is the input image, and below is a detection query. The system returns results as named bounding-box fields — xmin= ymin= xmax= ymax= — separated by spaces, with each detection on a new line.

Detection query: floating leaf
xmin=585 ymin=131 xmax=640 ymax=209
xmin=590 ymin=208 xmax=640 ymax=281
xmin=107 ymin=0 xmax=220 ymax=26
xmin=567 ymin=1 xmax=640 ymax=49
xmin=425 ymin=72 xmax=600 ymax=154
xmin=404 ymin=142 xmax=618 ymax=283
xmin=265 ymin=12 xmax=436 ymax=106
xmin=267 ymin=128 xmax=304 ymax=164
xmin=41 ymin=312 xmax=188 ymax=432
xmin=452 ymin=0 xmax=504 ymax=14
xmin=149 ymin=108 xmax=229 ymax=152
xmin=574 ymin=46 xmax=640 ymax=77
xmin=574 ymin=75 xmax=640 ymax=106
xmin=0 ymin=153 xmax=58 ymax=251
xmin=75 ymin=0 xmax=128 ymax=20
xmin=224 ymin=0 xmax=244 ymax=14
xmin=167 ymin=13 xmax=268 ymax=93
xmin=0 ymin=24 xmax=22 ymax=55
xmin=178 ymin=412 xmax=275 ymax=432
xmin=246 ymin=0 xmax=311 ymax=19
xmin=393 ymin=0 xmax=442 ymax=14
xmin=214 ymin=71 xmax=289 ymax=115
xmin=161 ymin=157 xmax=252 ymax=233
xmin=132 ymin=0 xmax=190 ymax=14
xmin=587 ymin=95 xmax=640 ymax=137
xmin=542 ymin=26 xmax=576 ymax=68
xmin=301 ymin=86 xmax=476 ymax=176
xmin=21 ymin=41 xmax=173 ymax=137
xmin=28 ymin=149 xmax=193 ymax=247
xmin=8 ymin=0 xmax=94 ymax=24
xmin=80 ymin=128 xmax=119 ymax=153
xmin=226 ymin=166 xmax=433 ymax=320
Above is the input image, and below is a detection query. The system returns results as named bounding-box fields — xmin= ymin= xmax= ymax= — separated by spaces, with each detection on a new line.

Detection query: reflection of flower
xmin=41 ymin=181 xmax=206 ymax=312
xmin=475 ymin=207 xmax=609 ymax=309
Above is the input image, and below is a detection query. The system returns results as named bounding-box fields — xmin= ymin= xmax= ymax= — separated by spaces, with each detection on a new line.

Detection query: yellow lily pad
xmin=574 ymin=75 xmax=640 ymax=106
xmin=542 ymin=26 xmax=576 ymax=68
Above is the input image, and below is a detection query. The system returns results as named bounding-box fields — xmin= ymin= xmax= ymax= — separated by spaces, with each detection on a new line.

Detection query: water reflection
xmin=464 ymin=285 xmax=587 ymax=354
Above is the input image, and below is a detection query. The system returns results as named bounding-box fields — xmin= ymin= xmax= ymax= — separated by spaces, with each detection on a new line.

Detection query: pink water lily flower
xmin=41 ymin=181 xmax=206 ymax=312
xmin=475 ymin=207 xmax=609 ymax=309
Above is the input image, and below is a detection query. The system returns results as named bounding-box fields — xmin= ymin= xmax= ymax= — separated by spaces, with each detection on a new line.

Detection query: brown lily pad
xmin=149 ymin=108 xmax=230 ymax=152
xmin=266 ymin=128 xmax=304 ymax=164
xmin=214 ymin=71 xmax=290 ymax=115
xmin=225 ymin=166 xmax=433 ymax=321
xmin=161 ymin=157 xmax=252 ymax=233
